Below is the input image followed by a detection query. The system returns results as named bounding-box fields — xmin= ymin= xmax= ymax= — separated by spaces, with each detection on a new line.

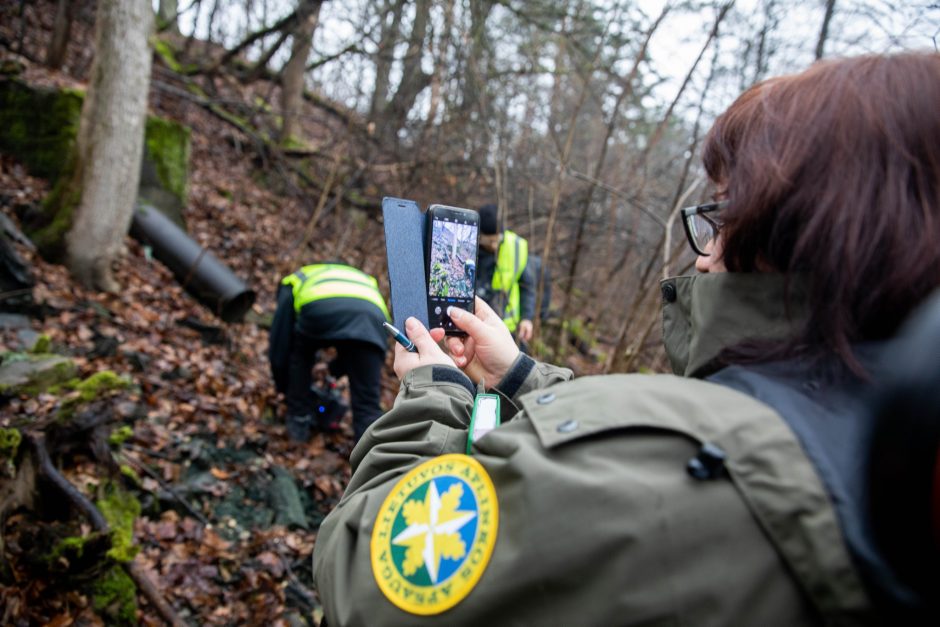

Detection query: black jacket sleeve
xmin=268 ymin=284 xmax=295 ymax=395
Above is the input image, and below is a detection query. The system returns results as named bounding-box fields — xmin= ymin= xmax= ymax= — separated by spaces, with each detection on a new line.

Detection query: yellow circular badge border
xmin=370 ymin=454 xmax=499 ymax=616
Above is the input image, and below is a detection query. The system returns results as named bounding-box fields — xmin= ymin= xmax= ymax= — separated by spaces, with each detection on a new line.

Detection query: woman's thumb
xmin=405 ymin=317 xmax=438 ymax=352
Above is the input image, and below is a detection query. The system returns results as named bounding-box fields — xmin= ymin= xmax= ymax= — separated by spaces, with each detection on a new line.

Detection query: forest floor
xmin=0 ymin=2 xmax=609 ymax=625
xmin=0 ymin=4 xmax=409 ymax=625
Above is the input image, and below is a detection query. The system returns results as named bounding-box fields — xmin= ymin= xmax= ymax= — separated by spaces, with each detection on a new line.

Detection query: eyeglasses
xmin=681 ymin=201 xmax=726 ymax=256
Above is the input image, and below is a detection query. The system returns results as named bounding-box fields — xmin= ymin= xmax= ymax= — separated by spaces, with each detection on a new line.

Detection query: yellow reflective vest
xmin=492 ymin=230 xmax=528 ymax=332
xmin=281 ymin=264 xmax=390 ymax=321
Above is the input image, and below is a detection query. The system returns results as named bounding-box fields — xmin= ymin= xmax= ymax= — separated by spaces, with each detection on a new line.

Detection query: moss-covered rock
xmin=0 ymin=80 xmax=192 ymax=252
xmin=0 ymin=352 xmax=78 ymax=396
xmin=140 ymin=116 xmax=191 ymax=227
xmin=56 ymin=370 xmax=133 ymax=421
xmin=0 ymin=79 xmax=82 ymax=180
xmin=29 ymin=333 xmax=51 ymax=354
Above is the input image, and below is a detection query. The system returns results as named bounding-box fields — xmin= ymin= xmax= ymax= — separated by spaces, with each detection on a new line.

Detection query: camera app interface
xmin=428 ymin=215 xmax=478 ymax=331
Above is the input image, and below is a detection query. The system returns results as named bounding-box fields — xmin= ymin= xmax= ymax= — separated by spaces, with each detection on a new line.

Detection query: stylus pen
xmin=383 ymin=321 xmax=418 ymax=353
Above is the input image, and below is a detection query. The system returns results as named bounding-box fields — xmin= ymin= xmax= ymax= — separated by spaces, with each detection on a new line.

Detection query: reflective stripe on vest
xmin=281 ymin=264 xmax=390 ymax=320
xmin=491 ymin=230 xmax=528 ymax=332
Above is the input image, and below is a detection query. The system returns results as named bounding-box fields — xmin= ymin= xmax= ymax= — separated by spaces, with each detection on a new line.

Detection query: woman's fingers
xmin=405 ymin=317 xmax=440 ymax=353
xmin=447 ymin=305 xmax=487 ymax=336
xmin=392 ymin=317 xmax=455 ymax=379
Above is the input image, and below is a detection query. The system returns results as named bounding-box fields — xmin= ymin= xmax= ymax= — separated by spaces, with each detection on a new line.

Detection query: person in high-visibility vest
xmin=268 ymin=262 xmax=390 ymax=443
xmin=474 ymin=203 xmax=536 ymax=343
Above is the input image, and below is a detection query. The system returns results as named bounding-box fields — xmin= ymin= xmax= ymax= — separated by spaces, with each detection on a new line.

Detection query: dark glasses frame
xmin=680 ymin=201 xmax=726 ymax=257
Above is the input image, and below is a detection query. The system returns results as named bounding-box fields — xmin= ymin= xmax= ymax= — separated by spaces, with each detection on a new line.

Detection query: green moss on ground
xmin=33 ymin=171 xmax=81 ymax=260
xmin=30 ymin=334 xmax=51 ymax=354
xmin=56 ymin=371 xmax=132 ymax=421
xmin=0 ymin=427 xmax=21 ymax=456
xmin=152 ymin=38 xmax=182 ymax=73
xmin=119 ymin=464 xmax=141 ymax=485
xmin=51 ymin=535 xmax=88 ymax=562
xmin=0 ymin=427 xmax=20 ymax=475
xmin=0 ymin=353 xmax=78 ymax=396
xmin=97 ymin=482 xmax=141 ymax=564
xmin=92 ymin=565 xmax=137 ymax=625
xmin=108 ymin=425 xmax=134 ymax=448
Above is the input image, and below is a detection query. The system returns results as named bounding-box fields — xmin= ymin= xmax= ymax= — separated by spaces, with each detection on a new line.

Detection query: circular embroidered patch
xmin=370 ymin=454 xmax=499 ymax=615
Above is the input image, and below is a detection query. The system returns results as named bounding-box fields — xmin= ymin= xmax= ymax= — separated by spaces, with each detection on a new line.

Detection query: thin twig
xmin=120 ymin=451 xmax=211 ymax=526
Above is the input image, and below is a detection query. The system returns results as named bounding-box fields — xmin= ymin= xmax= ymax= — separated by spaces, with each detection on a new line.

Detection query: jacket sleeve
xmin=487 ymin=353 xmax=573 ymax=422
xmin=267 ymin=284 xmax=295 ymax=395
xmin=312 ymin=365 xmax=476 ymax=623
xmin=517 ymin=260 xmax=536 ymax=322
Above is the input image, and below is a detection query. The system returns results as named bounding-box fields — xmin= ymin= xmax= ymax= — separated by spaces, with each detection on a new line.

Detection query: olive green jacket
xmin=313 ymin=273 xmax=872 ymax=626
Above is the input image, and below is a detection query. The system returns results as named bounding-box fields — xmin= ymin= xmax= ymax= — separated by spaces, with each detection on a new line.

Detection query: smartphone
xmin=425 ymin=204 xmax=479 ymax=335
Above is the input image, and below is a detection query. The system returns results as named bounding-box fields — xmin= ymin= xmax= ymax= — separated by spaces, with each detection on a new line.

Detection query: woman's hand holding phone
xmin=446 ymin=297 xmax=520 ymax=388
xmin=392 ymin=318 xmax=455 ymax=379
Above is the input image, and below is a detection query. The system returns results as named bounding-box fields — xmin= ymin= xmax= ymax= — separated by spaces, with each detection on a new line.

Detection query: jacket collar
xmin=661 ymin=273 xmax=808 ymax=378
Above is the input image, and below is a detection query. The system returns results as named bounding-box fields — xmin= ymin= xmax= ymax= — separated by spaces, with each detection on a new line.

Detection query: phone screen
xmin=426 ymin=205 xmax=479 ymax=334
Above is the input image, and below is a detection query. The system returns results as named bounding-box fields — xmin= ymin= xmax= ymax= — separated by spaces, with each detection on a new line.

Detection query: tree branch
xmin=29 ymin=433 xmax=186 ymax=627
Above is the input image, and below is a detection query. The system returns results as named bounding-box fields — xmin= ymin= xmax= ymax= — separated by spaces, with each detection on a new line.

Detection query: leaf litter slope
xmin=0 ymin=7 xmax=401 ymax=624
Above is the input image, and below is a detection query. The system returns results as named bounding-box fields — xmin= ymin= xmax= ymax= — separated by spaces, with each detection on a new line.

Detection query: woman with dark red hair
xmin=313 ymin=53 xmax=940 ymax=626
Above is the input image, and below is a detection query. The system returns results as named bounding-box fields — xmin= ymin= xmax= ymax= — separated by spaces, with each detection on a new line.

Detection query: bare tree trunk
xmin=45 ymin=0 xmax=74 ymax=70
xmin=815 ymin=0 xmax=837 ymax=60
xmin=280 ymin=0 xmax=322 ymax=144
xmin=369 ymin=0 xmax=405 ymax=123
xmin=461 ymin=0 xmax=493 ymax=116
xmin=158 ymin=0 xmax=181 ymax=34
xmin=423 ymin=0 xmax=454 ymax=134
xmin=66 ymin=0 xmax=154 ymax=292
xmin=385 ymin=0 xmax=432 ymax=138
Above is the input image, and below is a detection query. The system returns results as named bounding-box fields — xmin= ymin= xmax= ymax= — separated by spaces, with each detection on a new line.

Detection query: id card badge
xmin=467 ymin=393 xmax=500 ymax=454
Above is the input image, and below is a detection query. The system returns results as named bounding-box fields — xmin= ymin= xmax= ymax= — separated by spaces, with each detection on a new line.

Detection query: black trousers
xmin=286 ymin=333 xmax=385 ymax=442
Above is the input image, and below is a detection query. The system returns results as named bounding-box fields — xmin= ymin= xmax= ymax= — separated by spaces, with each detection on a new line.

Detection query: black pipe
xmin=129 ymin=203 xmax=255 ymax=323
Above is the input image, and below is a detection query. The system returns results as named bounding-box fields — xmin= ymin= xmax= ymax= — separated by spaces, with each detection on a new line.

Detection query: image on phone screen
xmin=426 ymin=206 xmax=478 ymax=334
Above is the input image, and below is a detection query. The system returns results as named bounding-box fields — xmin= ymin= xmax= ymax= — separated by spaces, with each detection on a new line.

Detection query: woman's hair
xmin=702 ymin=52 xmax=940 ymax=370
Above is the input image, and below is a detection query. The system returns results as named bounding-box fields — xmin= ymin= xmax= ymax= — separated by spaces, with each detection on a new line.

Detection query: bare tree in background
xmin=65 ymin=0 xmax=154 ymax=291
xmin=45 ymin=0 xmax=75 ymax=70
xmin=158 ymin=0 xmax=181 ymax=34
xmin=280 ymin=0 xmax=323 ymax=144
xmin=369 ymin=0 xmax=405 ymax=124
xmin=816 ymin=0 xmax=837 ymax=59
xmin=384 ymin=0 xmax=432 ymax=137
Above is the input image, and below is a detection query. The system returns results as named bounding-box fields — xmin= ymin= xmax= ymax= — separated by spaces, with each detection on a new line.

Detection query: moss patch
xmin=152 ymin=37 xmax=182 ymax=73
xmin=108 ymin=425 xmax=134 ymax=448
xmin=0 ymin=426 xmax=20 ymax=456
xmin=97 ymin=482 xmax=141 ymax=563
xmin=0 ymin=79 xmax=83 ymax=180
xmin=51 ymin=535 xmax=88 ymax=562
xmin=56 ymin=370 xmax=132 ymax=421
xmin=30 ymin=334 xmax=51 ymax=354
xmin=32 ymin=170 xmax=81 ymax=260
xmin=0 ymin=80 xmax=192 ymax=253
xmin=0 ymin=353 xmax=78 ymax=396
xmin=144 ymin=116 xmax=190 ymax=205
xmin=0 ymin=427 xmax=20 ymax=476
xmin=92 ymin=565 xmax=137 ymax=625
